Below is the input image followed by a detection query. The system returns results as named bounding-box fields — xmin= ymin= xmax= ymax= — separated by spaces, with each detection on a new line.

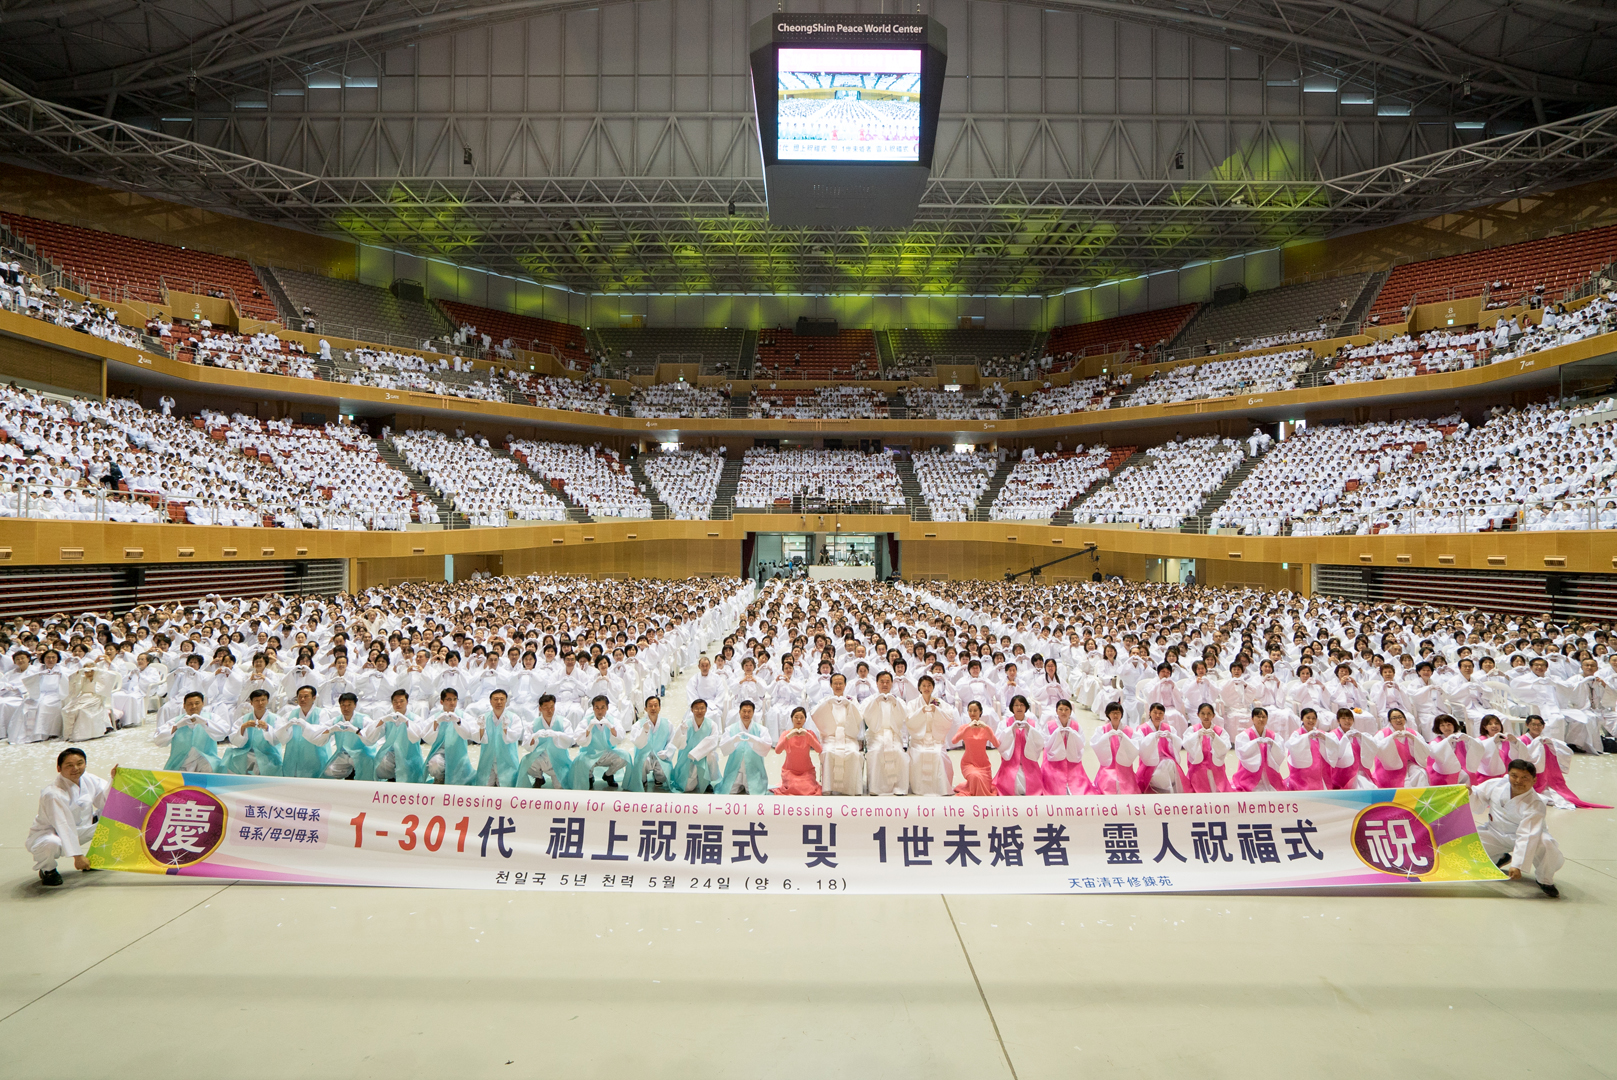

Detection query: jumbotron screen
xmin=775 ymin=47 xmax=922 ymax=162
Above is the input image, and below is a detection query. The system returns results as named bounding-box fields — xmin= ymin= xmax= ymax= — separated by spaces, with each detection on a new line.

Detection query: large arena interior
xmin=2 ymin=1 xmax=1617 ymax=1077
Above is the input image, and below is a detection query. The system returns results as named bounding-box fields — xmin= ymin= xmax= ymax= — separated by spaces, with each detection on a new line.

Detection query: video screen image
xmin=776 ymin=47 xmax=922 ymax=162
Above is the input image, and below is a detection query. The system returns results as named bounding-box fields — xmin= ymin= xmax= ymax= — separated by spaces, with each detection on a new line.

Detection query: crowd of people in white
xmin=991 ymin=446 xmax=1113 ymax=521
xmin=1071 ymin=437 xmax=1245 ymax=529
xmin=15 ymin=575 xmax=1606 ymax=899
xmin=204 ymin=412 xmax=421 ymax=530
xmin=903 ymin=385 xmax=1009 ymax=420
xmin=1213 ymin=419 xmax=1452 ymax=537
xmin=733 ymin=447 xmax=905 ymax=509
xmin=631 ymin=382 xmax=728 ymax=418
xmin=910 ymin=448 xmax=999 ymax=521
xmin=640 ymin=448 xmax=725 ymax=519
xmin=390 ymin=431 xmax=565 ymax=527
xmin=1125 ymin=352 xmax=1302 ymax=407
xmin=1217 ymin=399 xmax=1617 ymax=536
xmin=0 ymin=265 xmax=146 ymax=351
xmin=178 ymin=324 xmax=318 ymax=379
xmin=1020 ymin=375 xmax=1130 ymax=418
xmin=0 ymin=385 xmax=422 ymax=529
xmin=750 ymin=387 xmax=888 ymax=419
xmin=508 ymin=439 xmax=650 ymax=519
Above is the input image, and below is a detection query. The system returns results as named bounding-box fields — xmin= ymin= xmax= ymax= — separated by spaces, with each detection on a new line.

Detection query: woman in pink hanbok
xmin=1089 ymin=701 xmax=1141 ymax=794
xmin=1041 ymin=699 xmax=1094 ymax=795
xmin=1182 ymin=702 xmax=1232 ymax=793
xmin=1231 ymin=707 xmax=1287 ymax=792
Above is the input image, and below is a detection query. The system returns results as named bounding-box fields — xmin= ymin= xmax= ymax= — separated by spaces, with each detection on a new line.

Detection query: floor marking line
xmin=0 ymin=882 xmax=234 ymax=1025
xmin=941 ymin=895 xmax=1019 ymax=1080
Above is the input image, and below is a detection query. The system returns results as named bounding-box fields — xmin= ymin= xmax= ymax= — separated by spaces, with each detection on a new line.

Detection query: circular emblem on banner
xmin=141 ymin=787 xmax=228 ymax=868
xmin=1351 ymin=803 xmax=1436 ymax=878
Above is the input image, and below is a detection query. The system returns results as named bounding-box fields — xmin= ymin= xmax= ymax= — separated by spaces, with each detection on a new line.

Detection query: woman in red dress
xmin=951 ymin=700 xmax=1001 ymax=796
xmin=772 ymin=706 xmax=823 ymax=795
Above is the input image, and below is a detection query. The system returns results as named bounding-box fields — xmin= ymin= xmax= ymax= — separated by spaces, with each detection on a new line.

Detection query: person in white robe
xmin=2 ymin=649 xmax=38 ymax=743
xmin=905 ymin=675 xmax=956 ymax=796
xmin=1471 ymin=762 xmax=1563 ymax=897
xmin=811 ymin=674 xmax=864 ymax=795
xmin=862 ymin=672 xmax=910 ymax=796
xmin=27 ymin=746 xmax=110 ymax=885
xmin=31 ymin=649 xmax=69 ymax=740
xmin=61 ymin=656 xmax=119 ymax=741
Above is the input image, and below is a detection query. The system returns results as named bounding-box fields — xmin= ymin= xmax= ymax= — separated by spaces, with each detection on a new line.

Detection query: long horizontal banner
xmin=87 ymin=768 xmax=1505 ymax=894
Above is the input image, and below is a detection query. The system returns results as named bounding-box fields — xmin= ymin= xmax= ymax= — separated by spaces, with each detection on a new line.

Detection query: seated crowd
xmin=0 ymin=385 xmax=421 ymax=529
xmin=631 ymin=382 xmax=728 ymax=418
xmin=1071 ymin=437 xmax=1244 ymax=529
xmin=991 ymin=446 xmax=1112 ymax=521
xmin=640 ymin=448 xmax=725 ymax=519
xmin=508 ymin=439 xmax=651 ymax=518
xmin=1212 ymin=418 xmax=1453 ymax=537
xmin=391 ymin=430 xmax=566 ymax=526
xmin=1125 ymin=351 xmax=1302 ymax=407
xmin=910 ymin=448 xmax=999 ymax=521
xmin=1020 ymin=374 xmax=1130 ymax=418
xmin=750 ymin=386 xmax=888 ymax=419
xmin=733 ymin=447 xmax=905 ymax=509
xmin=904 ymin=385 xmax=1009 ymax=420
xmin=13 ymin=574 xmax=1604 ymax=888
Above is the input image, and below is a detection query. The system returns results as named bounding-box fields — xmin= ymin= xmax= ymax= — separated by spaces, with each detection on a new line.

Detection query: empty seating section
xmin=270 ymin=267 xmax=450 ymax=344
xmin=1175 ymin=274 xmax=1371 ymax=353
xmin=592 ymin=327 xmax=746 ymax=374
xmin=754 ymin=329 xmax=878 ymax=378
xmin=1370 ymin=225 xmax=1617 ymax=320
xmin=887 ymin=328 xmax=1038 ymax=366
xmin=1041 ymin=304 xmax=1198 ymax=365
xmin=0 ymin=212 xmax=279 ymax=321
xmin=437 ymin=300 xmax=590 ymax=364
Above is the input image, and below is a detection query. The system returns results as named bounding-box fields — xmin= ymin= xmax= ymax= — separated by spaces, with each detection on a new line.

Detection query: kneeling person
xmin=28 ymin=747 xmax=109 ymax=886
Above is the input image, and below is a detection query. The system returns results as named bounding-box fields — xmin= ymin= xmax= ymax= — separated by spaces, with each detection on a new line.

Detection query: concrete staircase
xmin=894 ymin=454 xmax=931 ymax=521
xmin=1343 ymin=269 xmax=1389 ymax=329
xmin=1178 ymin=445 xmax=1268 ymax=532
xmin=710 ymin=457 xmax=743 ymax=518
xmin=376 ymin=441 xmax=466 ymax=529
xmin=627 ymin=454 xmax=669 ymax=518
xmin=737 ymin=330 xmax=758 ymax=377
xmin=972 ymin=458 xmax=1016 ymax=519
xmin=253 ymin=262 xmax=302 ymax=330
xmin=875 ymin=328 xmax=897 ymax=369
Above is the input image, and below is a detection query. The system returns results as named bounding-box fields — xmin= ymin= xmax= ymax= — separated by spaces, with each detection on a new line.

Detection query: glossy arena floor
xmin=3 ymin=648 xmax=1615 ymax=1079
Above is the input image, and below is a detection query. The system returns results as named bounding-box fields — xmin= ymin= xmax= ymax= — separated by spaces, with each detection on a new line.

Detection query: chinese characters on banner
xmin=89 ymin=769 xmax=1505 ymax=893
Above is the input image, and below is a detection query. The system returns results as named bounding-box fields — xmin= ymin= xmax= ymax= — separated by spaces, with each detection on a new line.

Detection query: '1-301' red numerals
xmin=349 ymin=812 xmax=469 ymax=853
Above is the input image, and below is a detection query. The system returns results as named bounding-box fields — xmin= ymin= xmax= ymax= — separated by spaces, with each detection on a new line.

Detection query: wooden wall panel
xmin=0 ymin=331 xmax=102 ymax=396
